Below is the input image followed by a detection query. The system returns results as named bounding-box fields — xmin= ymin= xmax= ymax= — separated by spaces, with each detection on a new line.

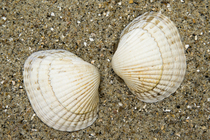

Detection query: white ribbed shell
xmin=23 ymin=49 xmax=100 ymax=131
xmin=112 ymin=12 xmax=186 ymax=103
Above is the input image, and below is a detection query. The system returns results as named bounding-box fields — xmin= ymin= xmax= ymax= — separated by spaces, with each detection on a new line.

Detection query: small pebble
xmin=2 ymin=17 xmax=6 ymax=20
xmin=187 ymin=105 xmax=192 ymax=109
xmin=12 ymin=81 xmax=15 ymax=86
xmin=89 ymin=37 xmax=94 ymax=41
xmin=9 ymin=38 xmax=13 ymax=41
xmin=91 ymin=33 xmax=96 ymax=36
xmin=31 ymin=114 xmax=36 ymax=120
xmin=106 ymin=11 xmax=110 ymax=17
xmin=175 ymin=133 xmax=181 ymax=137
xmin=143 ymin=104 xmax=147 ymax=109
xmin=51 ymin=12 xmax=55 ymax=16
xmin=167 ymin=3 xmax=170 ymax=7
xmin=100 ymin=53 xmax=104 ymax=57
xmin=163 ymin=109 xmax=171 ymax=112
xmin=185 ymin=44 xmax=189 ymax=49
xmin=129 ymin=0 xmax=133 ymax=4
xmin=195 ymin=35 xmax=197 ymax=40
xmin=84 ymin=42 xmax=87 ymax=46
xmin=91 ymin=60 xmax=95 ymax=64
xmin=57 ymin=6 xmax=62 ymax=11
xmin=119 ymin=102 xmax=123 ymax=106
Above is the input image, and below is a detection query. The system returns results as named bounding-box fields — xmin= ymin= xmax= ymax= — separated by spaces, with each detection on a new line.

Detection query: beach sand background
xmin=0 ymin=0 xmax=209 ymax=139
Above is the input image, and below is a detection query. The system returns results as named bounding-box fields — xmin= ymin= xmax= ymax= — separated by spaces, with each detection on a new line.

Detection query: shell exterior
xmin=112 ymin=12 xmax=186 ymax=103
xmin=23 ymin=49 xmax=100 ymax=132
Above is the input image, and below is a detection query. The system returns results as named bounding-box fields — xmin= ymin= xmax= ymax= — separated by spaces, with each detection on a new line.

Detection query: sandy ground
xmin=0 ymin=0 xmax=209 ymax=139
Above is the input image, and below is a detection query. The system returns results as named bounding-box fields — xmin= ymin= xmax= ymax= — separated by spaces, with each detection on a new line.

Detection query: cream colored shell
xmin=112 ymin=12 xmax=186 ymax=103
xmin=23 ymin=49 xmax=100 ymax=132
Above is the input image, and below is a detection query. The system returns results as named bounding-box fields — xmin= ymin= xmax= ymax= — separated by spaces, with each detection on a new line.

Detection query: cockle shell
xmin=23 ymin=49 xmax=100 ymax=132
xmin=112 ymin=12 xmax=186 ymax=103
